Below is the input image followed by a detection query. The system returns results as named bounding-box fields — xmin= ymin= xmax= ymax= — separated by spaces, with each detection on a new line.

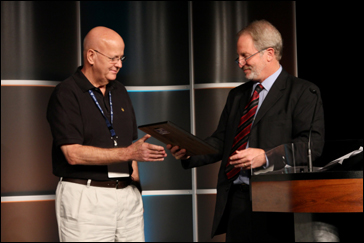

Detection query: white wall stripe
xmin=1 ymin=189 xmax=217 ymax=202
xmin=1 ymin=80 xmax=61 ymax=87
xmin=142 ymin=190 xmax=193 ymax=196
xmin=196 ymin=189 xmax=217 ymax=194
xmin=1 ymin=195 xmax=56 ymax=203
xmin=194 ymin=82 xmax=244 ymax=89
xmin=1 ymin=80 xmax=242 ymax=90
xmin=125 ymin=85 xmax=190 ymax=92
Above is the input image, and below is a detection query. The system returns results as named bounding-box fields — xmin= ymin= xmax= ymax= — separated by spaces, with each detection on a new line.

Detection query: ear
xmin=86 ymin=49 xmax=95 ymax=65
xmin=266 ymin=47 xmax=275 ymax=62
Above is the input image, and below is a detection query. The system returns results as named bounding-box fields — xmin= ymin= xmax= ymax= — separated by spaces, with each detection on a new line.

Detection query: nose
xmin=115 ymin=59 xmax=122 ymax=68
xmin=236 ymin=58 xmax=246 ymax=68
xmin=238 ymin=60 xmax=246 ymax=68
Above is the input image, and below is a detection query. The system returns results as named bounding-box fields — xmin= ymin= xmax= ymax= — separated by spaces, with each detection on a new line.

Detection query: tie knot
xmin=255 ymin=84 xmax=264 ymax=93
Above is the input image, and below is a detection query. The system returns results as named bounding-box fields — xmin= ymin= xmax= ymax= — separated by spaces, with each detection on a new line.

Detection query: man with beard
xmin=167 ymin=20 xmax=325 ymax=242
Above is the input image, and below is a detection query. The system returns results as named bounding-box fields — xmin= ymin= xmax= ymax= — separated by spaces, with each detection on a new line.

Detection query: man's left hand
xmin=229 ymin=148 xmax=266 ymax=170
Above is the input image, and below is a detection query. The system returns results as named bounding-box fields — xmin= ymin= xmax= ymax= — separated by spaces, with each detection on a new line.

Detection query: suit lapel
xmin=238 ymin=86 xmax=254 ymax=118
xmin=253 ymin=70 xmax=287 ymax=127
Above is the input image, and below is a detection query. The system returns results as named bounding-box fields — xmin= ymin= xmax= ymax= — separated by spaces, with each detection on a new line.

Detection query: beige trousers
xmin=55 ymin=179 xmax=144 ymax=242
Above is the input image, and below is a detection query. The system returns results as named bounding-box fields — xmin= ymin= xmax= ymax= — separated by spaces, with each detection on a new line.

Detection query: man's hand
xmin=129 ymin=134 xmax=167 ymax=162
xmin=229 ymin=148 xmax=266 ymax=170
xmin=166 ymin=144 xmax=190 ymax=160
xmin=60 ymin=134 xmax=167 ymax=166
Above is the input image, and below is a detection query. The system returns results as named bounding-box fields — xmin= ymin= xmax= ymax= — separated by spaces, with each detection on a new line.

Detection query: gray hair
xmin=237 ymin=20 xmax=283 ymax=61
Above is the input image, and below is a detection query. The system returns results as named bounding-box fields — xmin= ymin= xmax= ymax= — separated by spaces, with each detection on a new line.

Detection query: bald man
xmin=47 ymin=26 xmax=166 ymax=242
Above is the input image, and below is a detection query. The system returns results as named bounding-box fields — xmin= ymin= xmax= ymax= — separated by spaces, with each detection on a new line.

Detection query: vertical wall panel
xmin=194 ymin=89 xmax=231 ymax=189
xmin=1 ymin=1 xmax=79 ymax=80
xmin=1 ymin=1 xmax=79 ymax=242
xmin=142 ymin=196 xmax=193 ymax=242
xmin=1 ymin=87 xmax=58 ymax=195
xmin=193 ymin=2 xmax=249 ymax=84
xmin=194 ymin=89 xmax=231 ymax=139
xmin=1 ymin=201 xmax=59 ymax=242
xmin=80 ymin=1 xmax=189 ymax=86
xmin=129 ymin=91 xmax=191 ymax=190
xmin=197 ymin=194 xmax=226 ymax=242
xmin=129 ymin=91 xmax=191 ymax=128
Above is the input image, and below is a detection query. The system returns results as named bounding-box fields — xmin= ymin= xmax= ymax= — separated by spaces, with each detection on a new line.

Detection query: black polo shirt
xmin=47 ymin=67 xmax=138 ymax=180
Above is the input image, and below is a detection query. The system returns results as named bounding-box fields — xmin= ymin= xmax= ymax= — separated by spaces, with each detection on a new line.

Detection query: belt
xmin=62 ymin=177 xmax=131 ymax=189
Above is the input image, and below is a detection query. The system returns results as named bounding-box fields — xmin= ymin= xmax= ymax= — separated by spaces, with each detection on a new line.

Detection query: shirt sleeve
xmin=47 ymin=85 xmax=84 ymax=147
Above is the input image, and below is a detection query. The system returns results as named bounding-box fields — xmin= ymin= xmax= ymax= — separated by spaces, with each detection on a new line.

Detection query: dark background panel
xmin=295 ymin=2 xmax=362 ymax=140
xmin=196 ymin=161 xmax=221 ymax=190
xmin=192 ymin=1 xmax=249 ymax=84
xmin=0 ymin=1 xmax=79 ymax=81
xmin=1 ymin=87 xmax=59 ymax=195
xmin=80 ymin=1 xmax=190 ymax=86
xmin=128 ymin=90 xmax=191 ymax=130
xmin=137 ymin=147 xmax=192 ymax=190
xmin=142 ymin=195 xmax=193 ymax=242
xmin=195 ymin=89 xmax=232 ymax=139
xmin=197 ymin=194 xmax=226 ymax=242
xmin=194 ymin=88 xmax=232 ymax=189
xmin=129 ymin=91 xmax=191 ymax=190
xmin=1 ymin=201 xmax=58 ymax=242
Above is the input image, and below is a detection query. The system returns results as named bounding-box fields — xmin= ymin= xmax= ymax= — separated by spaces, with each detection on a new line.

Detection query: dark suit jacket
xmin=181 ymin=69 xmax=325 ymax=237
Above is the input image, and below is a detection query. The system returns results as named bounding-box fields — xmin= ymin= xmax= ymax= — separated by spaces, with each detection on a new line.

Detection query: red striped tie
xmin=225 ymin=84 xmax=264 ymax=180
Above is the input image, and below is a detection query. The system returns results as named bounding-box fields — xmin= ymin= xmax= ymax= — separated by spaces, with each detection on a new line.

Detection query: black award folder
xmin=138 ymin=121 xmax=219 ymax=156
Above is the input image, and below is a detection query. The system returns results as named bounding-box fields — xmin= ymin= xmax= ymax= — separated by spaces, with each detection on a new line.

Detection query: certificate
xmin=138 ymin=121 xmax=219 ymax=156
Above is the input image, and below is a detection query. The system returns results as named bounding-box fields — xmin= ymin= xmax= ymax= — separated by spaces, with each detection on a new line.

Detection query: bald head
xmin=83 ymin=26 xmax=124 ymax=61
xmin=81 ymin=27 xmax=125 ymax=88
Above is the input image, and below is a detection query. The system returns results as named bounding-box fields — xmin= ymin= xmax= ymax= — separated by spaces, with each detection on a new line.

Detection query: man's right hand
xmin=166 ymin=144 xmax=190 ymax=160
xmin=61 ymin=134 xmax=167 ymax=166
xmin=129 ymin=134 xmax=167 ymax=162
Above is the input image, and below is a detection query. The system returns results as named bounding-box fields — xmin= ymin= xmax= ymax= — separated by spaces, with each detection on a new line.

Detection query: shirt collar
xmin=253 ymin=65 xmax=282 ymax=92
xmin=74 ymin=66 xmax=117 ymax=93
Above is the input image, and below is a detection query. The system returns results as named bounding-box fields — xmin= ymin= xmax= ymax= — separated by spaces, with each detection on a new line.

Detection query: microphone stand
xmin=308 ymin=88 xmax=318 ymax=172
xmin=308 ymin=130 xmax=313 ymax=172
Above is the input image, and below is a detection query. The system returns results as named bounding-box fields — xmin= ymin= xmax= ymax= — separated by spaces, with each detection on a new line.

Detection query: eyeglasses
xmin=235 ymin=47 xmax=269 ymax=66
xmin=92 ymin=49 xmax=126 ymax=64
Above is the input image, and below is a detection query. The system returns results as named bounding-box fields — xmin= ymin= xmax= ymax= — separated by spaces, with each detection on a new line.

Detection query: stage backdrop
xmin=2 ymin=1 xmax=297 ymax=242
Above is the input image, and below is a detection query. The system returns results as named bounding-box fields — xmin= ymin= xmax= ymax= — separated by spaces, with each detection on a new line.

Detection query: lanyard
xmin=88 ymin=89 xmax=118 ymax=147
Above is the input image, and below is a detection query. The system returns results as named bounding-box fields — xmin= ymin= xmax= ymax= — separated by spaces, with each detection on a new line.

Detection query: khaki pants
xmin=56 ymin=179 xmax=144 ymax=242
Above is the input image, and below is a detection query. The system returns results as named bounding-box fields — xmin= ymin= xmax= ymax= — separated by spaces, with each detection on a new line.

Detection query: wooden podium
xmin=251 ymin=171 xmax=363 ymax=213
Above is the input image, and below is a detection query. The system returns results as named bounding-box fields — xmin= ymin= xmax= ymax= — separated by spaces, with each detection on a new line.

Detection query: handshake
xmin=133 ymin=134 xmax=189 ymax=162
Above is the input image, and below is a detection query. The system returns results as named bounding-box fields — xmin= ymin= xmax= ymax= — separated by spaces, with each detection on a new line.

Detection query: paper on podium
xmin=250 ymin=141 xmax=363 ymax=175
xmin=138 ymin=121 xmax=219 ymax=156
xmin=318 ymin=146 xmax=363 ymax=171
